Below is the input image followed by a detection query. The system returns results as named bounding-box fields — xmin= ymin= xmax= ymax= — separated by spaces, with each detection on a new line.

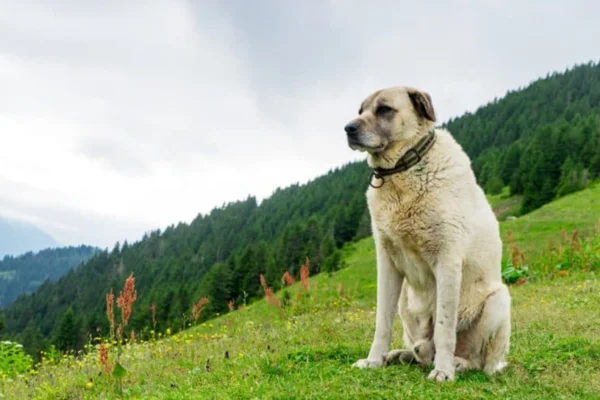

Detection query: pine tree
xmin=53 ymin=308 xmax=80 ymax=352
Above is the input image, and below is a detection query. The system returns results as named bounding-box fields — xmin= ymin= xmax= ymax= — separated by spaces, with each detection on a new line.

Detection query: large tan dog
xmin=346 ymin=87 xmax=511 ymax=382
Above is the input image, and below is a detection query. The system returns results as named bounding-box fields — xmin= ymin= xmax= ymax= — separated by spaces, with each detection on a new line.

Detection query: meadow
xmin=2 ymin=186 xmax=600 ymax=399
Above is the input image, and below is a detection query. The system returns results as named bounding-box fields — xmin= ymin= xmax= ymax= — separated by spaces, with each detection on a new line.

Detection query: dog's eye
xmin=376 ymin=105 xmax=394 ymax=116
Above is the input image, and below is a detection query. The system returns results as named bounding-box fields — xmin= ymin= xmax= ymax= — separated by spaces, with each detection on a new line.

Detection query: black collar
xmin=369 ymin=129 xmax=437 ymax=188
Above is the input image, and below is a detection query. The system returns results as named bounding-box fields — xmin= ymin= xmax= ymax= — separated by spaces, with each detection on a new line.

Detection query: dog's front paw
xmin=352 ymin=358 xmax=384 ymax=369
xmin=428 ymin=368 xmax=455 ymax=382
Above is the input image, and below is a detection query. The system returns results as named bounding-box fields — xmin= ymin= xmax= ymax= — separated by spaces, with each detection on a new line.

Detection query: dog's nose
xmin=345 ymin=120 xmax=360 ymax=136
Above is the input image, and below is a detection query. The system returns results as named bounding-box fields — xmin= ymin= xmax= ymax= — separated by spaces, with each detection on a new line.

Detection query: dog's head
xmin=344 ymin=87 xmax=436 ymax=154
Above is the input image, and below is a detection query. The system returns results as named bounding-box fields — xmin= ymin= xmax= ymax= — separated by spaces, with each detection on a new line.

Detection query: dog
xmin=346 ymin=87 xmax=511 ymax=382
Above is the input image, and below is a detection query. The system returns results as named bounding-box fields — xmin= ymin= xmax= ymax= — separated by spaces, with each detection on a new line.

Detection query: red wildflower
xmin=106 ymin=288 xmax=115 ymax=338
xmin=98 ymin=344 xmax=112 ymax=375
xmin=260 ymin=274 xmax=281 ymax=308
xmin=282 ymin=271 xmax=295 ymax=287
xmin=117 ymin=273 xmax=137 ymax=327
xmin=260 ymin=274 xmax=267 ymax=289
xmin=150 ymin=303 xmax=157 ymax=329
xmin=192 ymin=297 xmax=210 ymax=321
xmin=300 ymin=258 xmax=310 ymax=292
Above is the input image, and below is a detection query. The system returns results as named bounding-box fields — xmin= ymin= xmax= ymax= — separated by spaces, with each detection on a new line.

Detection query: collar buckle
xmin=369 ymin=171 xmax=384 ymax=188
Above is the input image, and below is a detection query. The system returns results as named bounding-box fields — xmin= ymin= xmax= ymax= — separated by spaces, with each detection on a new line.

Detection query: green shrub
xmin=0 ymin=340 xmax=33 ymax=379
xmin=501 ymin=259 xmax=529 ymax=284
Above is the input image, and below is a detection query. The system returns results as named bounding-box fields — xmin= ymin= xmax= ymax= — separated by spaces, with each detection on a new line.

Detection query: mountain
xmin=2 ymin=61 xmax=600 ymax=356
xmin=0 ymin=217 xmax=59 ymax=258
xmin=0 ymin=245 xmax=99 ymax=308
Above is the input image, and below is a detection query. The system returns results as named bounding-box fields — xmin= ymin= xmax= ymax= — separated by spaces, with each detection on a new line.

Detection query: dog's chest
xmin=369 ymin=188 xmax=436 ymax=290
xmin=382 ymin=232 xmax=434 ymax=290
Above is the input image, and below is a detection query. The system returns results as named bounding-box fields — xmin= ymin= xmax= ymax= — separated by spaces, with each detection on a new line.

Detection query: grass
xmin=3 ymin=240 xmax=600 ymax=399
xmin=497 ymin=184 xmax=600 ymax=255
xmin=2 ymin=186 xmax=600 ymax=399
xmin=487 ymin=187 xmax=522 ymax=221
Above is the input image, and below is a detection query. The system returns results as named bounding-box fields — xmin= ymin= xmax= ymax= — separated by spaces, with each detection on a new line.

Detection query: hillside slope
xmin=0 ymin=218 xmax=58 ymax=258
xmin=2 ymin=162 xmax=371 ymax=348
xmin=0 ymin=245 xmax=98 ymax=308
xmin=4 ymin=62 xmax=600 ymax=356
xmin=500 ymin=183 xmax=600 ymax=254
xmin=4 ymin=221 xmax=599 ymax=399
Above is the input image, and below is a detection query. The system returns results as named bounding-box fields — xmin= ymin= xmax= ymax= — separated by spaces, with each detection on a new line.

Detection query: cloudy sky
xmin=1 ymin=0 xmax=598 ymax=249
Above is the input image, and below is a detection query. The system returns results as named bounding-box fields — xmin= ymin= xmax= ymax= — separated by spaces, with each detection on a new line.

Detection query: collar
xmin=369 ymin=129 xmax=437 ymax=188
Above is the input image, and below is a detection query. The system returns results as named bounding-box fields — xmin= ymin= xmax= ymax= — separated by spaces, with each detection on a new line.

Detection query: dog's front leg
xmin=428 ymin=259 xmax=461 ymax=382
xmin=353 ymin=244 xmax=403 ymax=368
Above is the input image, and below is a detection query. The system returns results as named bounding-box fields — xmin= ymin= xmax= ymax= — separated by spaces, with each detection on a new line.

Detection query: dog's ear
xmin=408 ymin=89 xmax=436 ymax=122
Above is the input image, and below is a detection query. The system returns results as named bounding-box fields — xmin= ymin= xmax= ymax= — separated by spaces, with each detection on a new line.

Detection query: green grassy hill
xmin=499 ymin=183 xmax=600 ymax=251
xmin=3 ymin=187 xmax=599 ymax=399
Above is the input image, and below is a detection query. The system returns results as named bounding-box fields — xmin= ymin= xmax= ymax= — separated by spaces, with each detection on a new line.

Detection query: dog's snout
xmin=345 ymin=120 xmax=360 ymax=137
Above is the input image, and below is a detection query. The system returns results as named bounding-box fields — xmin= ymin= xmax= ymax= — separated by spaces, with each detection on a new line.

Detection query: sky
xmin=1 ymin=0 xmax=599 ymax=249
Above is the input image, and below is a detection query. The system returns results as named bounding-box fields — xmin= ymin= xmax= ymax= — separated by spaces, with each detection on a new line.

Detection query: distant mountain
xmin=0 ymin=217 xmax=59 ymax=258
xmin=0 ymin=245 xmax=99 ymax=308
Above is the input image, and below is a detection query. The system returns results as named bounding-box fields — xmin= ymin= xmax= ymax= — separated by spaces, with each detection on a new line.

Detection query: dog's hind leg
xmin=460 ymin=285 xmax=511 ymax=375
xmin=454 ymin=356 xmax=476 ymax=372
xmin=386 ymin=286 xmax=435 ymax=366
xmin=385 ymin=349 xmax=417 ymax=365
xmin=481 ymin=285 xmax=511 ymax=375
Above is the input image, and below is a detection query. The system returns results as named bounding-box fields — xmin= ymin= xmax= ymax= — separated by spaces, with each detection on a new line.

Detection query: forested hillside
xmin=446 ymin=61 xmax=600 ymax=212
xmin=0 ymin=246 xmax=98 ymax=307
xmin=1 ymin=162 xmax=371 ymax=356
xmin=2 ymin=61 xmax=600 ymax=358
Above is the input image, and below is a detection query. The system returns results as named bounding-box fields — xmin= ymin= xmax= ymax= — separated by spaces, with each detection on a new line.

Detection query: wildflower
xmin=571 ymin=230 xmax=581 ymax=252
xmin=282 ymin=271 xmax=295 ymax=287
xmin=166 ymin=328 xmax=172 ymax=335
xmin=98 ymin=344 xmax=112 ymax=375
xmin=117 ymin=273 xmax=138 ymax=327
xmin=150 ymin=303 xmax=157 ymax=329
xmin=86 ymin=381 xmax=94 ymax=388
xmin=228 ymin=300 xmax=234 ymax=312
xmin=300 ymin=257 xmax=310 ymax=292
xmin=506 ymin=231 xmax=525 ymax=267
xmin=260 ymin=274 xmax=267 ymax=289
xmin=106 ymin=288 xmax=115 ymax=338
xmin=192 ymin=297 xmax=210 ymax=322
xmin=260 ymin=274 xmax=281 ymax=308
